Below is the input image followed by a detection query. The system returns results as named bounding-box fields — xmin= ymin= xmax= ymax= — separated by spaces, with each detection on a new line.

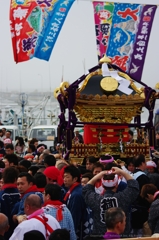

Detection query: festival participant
xmin=5 ymin=144 xmax=14 ymax=154
xmin=10 ymin=194 xmax=61 ymax=240
xmin=15 ymin=137 xmax=25 ymax=156
xmin=49 ymin=229 xmax=70 ymax=240
xmin=12 ymin=172 xmax=43 ymax=223
xmin=0 ymin=213 xmax=9 ymax=240
xmin=44 ymin=155 xmax=56 ymax=168
xmin=140 ymin=184 xmax=159 ymax=235
xmin=86 ymin=156 xmax=98 ymax=172
xmin=43 ymin=184 xmax=76 ymax=240
xmin=146 ymin=160 xmax=159 ymax=189
xmin=73 ymin=129 xmax=83 ymax=144
xmin=0 ymin=140 xmax=5 ymax=158
xmin=34 ymin=172 xmax=46 ymax=193
xmin=43 ymin=166 xmax=63 ymax=185
xmin=103 ymin=207 xmax=126 ymax=239
xmin=3 ymin=154 xmax=18 ymax=168
xmin=82 ymin=167 xmax=139 ymax=237
xmin=63 ymin=165 xmax=92 ymax=239
xmin=0 ymin=167 xmax=20 ymax=239
xmin=23 ymin=230 xmax=45 ymax=240
xmin=131 ymin=154 xmax=150 ymax=237
xmin=81 ymin=172 xmax=93 ymax=187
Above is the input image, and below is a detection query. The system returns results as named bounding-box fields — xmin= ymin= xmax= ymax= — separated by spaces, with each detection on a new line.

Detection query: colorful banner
xmin=10 ymin=0 xmax=75 ymax=63
xmin=93 ymin=2 xmax=157 ymax=81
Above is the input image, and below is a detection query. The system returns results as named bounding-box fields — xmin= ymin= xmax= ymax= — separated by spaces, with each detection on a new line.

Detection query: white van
xmin=0 ymin=125 xmax=20 ymax=143
xmin=28 ymin=125 xmax=58 ymax=150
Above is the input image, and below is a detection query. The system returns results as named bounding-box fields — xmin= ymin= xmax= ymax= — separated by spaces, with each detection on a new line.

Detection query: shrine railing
xmin=69 ymin=143 xmax=150 ymax=159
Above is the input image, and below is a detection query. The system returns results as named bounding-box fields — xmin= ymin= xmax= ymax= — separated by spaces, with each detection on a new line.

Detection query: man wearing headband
xmin=82 ymin=167 xmax=139 ymax=237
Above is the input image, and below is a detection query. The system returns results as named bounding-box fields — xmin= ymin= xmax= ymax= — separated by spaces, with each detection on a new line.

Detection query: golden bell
xmin=99 ymin=55 xmax=111 ymax=64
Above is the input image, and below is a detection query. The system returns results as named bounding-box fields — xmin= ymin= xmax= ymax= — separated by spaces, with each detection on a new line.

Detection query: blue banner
xmin=93 ymin=2 xmax=157 ymax=81
xmin=34 ymin=0 xmax=75 ymax=61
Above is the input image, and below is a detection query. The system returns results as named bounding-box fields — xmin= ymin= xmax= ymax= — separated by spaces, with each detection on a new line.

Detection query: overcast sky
xmin=0 ymin=0 xmax=159 ymax=93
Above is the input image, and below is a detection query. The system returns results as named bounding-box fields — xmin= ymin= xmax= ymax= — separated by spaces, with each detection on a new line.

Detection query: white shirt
xmin=9 ymin=213 xmax=61 ymax=240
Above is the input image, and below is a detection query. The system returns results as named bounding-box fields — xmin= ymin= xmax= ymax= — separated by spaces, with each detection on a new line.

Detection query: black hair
xmin=37 ymin=143 xmax=47 ymax=149
xmin=105 ymin=162 xmax=121 ymax=170
xmin=28 ymin=144 xmax=36 ymax=152
xmin=45 ymin=183 xmax=61 ymax=200
xmin=5 ymin=144 xmax=14 ymax=150
xmin=24 ymin=230 xmax=45 ymax=240
xmin=34 ymin=172 xmax=46 ymax=188
xmin=19 ymin=159 xmax=31 ymax=170
xmin=6 ymin=130 xmax=11 ymax=135
xmin=28 ymin=166 xmax=39 ymax=176
xmin=2 ymin=167 xmax=19 ymax=184
xmin=128 ymin=130 xmax=134 ymax=136
xmin=64 ymin=165 xmax=81 ymax=183
xmin=49 ymin=229 xmax=70 ymax=240
xmin=18 ymin=172 xmax=35 ymax=184
xmin=133 ymin=154 xmax=145 ymax=167
xmin=0 ymin=140 xmax=4 ymax=148
xmin=127 ymin=157 xmax=135 ymax=166
xmin=86 ymin=156 xmax=98 ymax=164
xmin=44 ymin=155 xmax=56 ymax=166
xmin=4 ymin=154 xmax=18 ymax=166
xmin=0 ymin=160 xmax=5 ymax=168
xmin=15 ymin=137 xmax=25 ymax=146
xmin=92 ymin=162 xmax=104 ymax=171
xmin=82 ymin=172 xmax=93 ymax=180
xmin=30 ymin=138 xmax=38 ymax=145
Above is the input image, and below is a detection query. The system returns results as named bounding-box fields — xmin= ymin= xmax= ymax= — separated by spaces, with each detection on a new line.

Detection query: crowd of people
xmin=0 ymin=128 xmax=159 ymax=240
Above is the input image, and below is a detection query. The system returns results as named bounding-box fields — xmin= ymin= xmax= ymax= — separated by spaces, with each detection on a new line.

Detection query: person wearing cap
xmin=43 ymin=166 xmax=63 ymax=186
xmin=82 ymin=167 xmax=139 ymax=237
xmin=146 ymin=160 xmax=159 ymax=189
xmin=99 ymin=155 xmax=114 ymax=167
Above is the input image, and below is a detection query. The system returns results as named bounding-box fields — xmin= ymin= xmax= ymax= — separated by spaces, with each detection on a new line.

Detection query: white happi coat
xmin=9 ymin=213 xmax=61 ymax=240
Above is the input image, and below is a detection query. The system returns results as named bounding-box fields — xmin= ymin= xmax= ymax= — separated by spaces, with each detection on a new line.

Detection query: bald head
xmin=24 ymin=194 xmax=42 ymax=214
xmin=0 ymin=213 xmax=9 ymax=233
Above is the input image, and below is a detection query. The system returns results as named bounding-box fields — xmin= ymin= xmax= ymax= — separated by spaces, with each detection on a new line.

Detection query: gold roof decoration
xmin=54 ymin=55 xmax=147 ymax=124
xmin=73 ymin=55 xmax=146 ymax=123
xmin=155 ymin=83 xmax=159 ymax=89
xmin=99 ymin=54 xmax=111 ymax=64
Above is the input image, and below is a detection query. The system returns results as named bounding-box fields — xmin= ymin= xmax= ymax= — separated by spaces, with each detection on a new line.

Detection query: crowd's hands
xmin=87 ymin=166 xmax=133 ymax=186
xmin=13 ymin=215 xmax=27 ymax=224
xmin=153 ymin=150 xmax=159 ymax=155
xmin=114 ymin=159 xmax=125 ymax=167
xmin=87 ymin=170 xmax=112 ymax=185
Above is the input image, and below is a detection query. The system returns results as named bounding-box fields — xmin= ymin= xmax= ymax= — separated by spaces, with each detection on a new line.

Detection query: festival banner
xmin=10 ymin=0 xmax=75 ymax=63
xmin=92 ymin=2 xmax=157 ymax=81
